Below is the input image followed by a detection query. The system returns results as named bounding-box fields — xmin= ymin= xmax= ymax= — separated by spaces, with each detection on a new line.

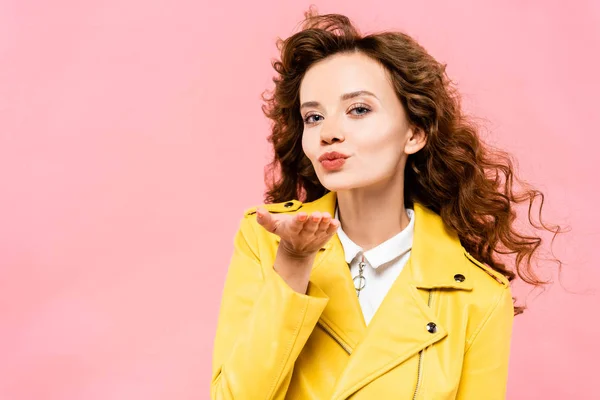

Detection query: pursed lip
xmin=318 ymin=151 xmax=350 ymax=162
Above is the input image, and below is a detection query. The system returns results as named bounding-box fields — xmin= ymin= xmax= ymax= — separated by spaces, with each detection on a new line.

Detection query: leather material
xmin=212 ymin=191 xmax=514 ymax=399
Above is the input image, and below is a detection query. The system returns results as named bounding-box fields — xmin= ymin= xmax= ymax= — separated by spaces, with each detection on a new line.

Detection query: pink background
xmin=1 ymin=0 xmax=599 ymax=399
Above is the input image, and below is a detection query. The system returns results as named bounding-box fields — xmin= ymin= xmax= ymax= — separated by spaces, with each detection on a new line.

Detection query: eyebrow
xmin=300 ymin=90 xmax=378 ymax=110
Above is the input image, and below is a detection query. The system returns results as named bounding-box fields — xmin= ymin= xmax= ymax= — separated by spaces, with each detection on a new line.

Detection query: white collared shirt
xmin=335 ymin=207 xmax=415 ymax=326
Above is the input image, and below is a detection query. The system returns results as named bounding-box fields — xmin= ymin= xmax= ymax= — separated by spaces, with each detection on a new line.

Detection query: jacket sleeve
xmin=211 ymin=215 xmax=329 ymax=400
xmin=455 ymin=285 xmax=515 ymax=400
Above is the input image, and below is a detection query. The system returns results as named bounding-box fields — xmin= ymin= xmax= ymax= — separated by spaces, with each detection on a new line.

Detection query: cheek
xmin=357 ymin=122 xmax=403 ymax=152
xmin=356 ymin=132 xmax=405 ymax=169
xmin=301 ymin=131 xmax=317 ymax=160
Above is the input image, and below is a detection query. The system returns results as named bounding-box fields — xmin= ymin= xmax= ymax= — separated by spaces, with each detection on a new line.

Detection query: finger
xmin=325 ymin=218 xmax=340 ymax=235
xmin=302 ymin=212 xmax=322 ymax=234
xmin=294 ymin=212 xmax=308 ymax=223
xmin=256 ymin=208 xmax=275 ymax=232
xmin=315 ymin=212 xmax=332 ymax=233
xmin=288 ymin=212 xmax=308 ymax=234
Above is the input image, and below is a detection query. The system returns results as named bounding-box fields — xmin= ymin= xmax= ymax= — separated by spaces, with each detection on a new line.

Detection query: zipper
xmin=318 ymin=321 xmax=352 ymax=355
xmin=413 ymin=290 xmax=433 ymax=400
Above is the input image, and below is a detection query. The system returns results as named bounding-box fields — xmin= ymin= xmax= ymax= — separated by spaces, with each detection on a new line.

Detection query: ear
xmin=404 ymin=126 xmax=427 ymax=155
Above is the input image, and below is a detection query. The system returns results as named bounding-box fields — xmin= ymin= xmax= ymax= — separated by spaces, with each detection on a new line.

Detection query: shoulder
xmin=461 ymin=250 xmax=515 ymax=351
xmin=460 ymin=249 xmax=514 ymax=338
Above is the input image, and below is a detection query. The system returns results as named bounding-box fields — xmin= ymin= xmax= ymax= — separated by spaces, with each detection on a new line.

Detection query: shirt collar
xmin=335 ymin=207 xmax=415 ymax=268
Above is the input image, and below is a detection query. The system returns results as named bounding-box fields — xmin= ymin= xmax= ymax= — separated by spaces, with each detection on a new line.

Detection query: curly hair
xmin=260 ymin=8 xmax=565 ymax=315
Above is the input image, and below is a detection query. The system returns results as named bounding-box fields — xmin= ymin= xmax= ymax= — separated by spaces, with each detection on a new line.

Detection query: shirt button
xmin=283 ymin=201 xmax=294 ymax=208
xmin=454 ymin=274 xmax=466 ymax=283
xmin=426 ymin=322 xmax=437 ymax=334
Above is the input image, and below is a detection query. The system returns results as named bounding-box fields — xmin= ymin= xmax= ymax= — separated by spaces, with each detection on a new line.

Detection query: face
xmin=299 ymin=51 xmax=426 ymax=192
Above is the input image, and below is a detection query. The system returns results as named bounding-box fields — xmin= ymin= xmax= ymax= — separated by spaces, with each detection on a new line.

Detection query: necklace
xmin=353 ymin=254 xmax=367 ymax=297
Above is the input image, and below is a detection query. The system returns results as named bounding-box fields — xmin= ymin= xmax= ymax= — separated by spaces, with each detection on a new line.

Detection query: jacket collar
xmin=336 ymin=207 xmax=415 ymax=268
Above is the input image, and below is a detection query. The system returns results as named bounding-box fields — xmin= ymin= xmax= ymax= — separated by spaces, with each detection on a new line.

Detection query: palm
xmin=256 ymin=208 xmax=340 ymax=257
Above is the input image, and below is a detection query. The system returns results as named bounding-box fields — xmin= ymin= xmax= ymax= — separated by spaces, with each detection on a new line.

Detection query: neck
xmin=336 ymin=178 xmax=410 ymax=251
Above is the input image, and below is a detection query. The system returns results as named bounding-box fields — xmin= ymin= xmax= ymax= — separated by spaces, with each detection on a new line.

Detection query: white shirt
xmin=335 ymin=207 xmax=415 ymax=326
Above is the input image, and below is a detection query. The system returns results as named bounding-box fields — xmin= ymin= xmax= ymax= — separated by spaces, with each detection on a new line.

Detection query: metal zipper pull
xmin=353 ymin=254 xmax=367 ymax=297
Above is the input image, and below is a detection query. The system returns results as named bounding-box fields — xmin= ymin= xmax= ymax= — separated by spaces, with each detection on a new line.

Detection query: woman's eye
xmin=304 ymin=114 xmax=323 ymax=124
xmin=349 ymin=106 xmax=371 ymax=116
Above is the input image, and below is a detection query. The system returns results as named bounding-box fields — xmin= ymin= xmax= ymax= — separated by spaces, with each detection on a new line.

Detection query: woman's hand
xmin=255 ymin=208 xmax=339 ymax=294
xmin=256 ymin=208 xmax=340 ymax=258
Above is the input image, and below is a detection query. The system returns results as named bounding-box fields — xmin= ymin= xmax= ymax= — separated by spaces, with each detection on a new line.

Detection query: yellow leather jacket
xmin=211 ymin=191 xmax=514 ymax=399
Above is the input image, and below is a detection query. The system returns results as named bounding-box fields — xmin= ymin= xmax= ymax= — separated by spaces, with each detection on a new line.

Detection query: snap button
xmin=283 ymin=201 xmax=294 ymax=208
xmin=426 ymin=322 xmax=437 ymax=334
xmin=454 ymin=274 xmax=465 ymax=283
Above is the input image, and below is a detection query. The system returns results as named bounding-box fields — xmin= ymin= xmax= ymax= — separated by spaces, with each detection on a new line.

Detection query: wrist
xmin=274 ymin=246 xmax=316 ymax=294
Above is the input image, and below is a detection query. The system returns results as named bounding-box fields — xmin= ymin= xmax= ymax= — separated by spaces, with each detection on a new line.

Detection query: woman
xmin=211 ymin=9 xmax=561 ymax=400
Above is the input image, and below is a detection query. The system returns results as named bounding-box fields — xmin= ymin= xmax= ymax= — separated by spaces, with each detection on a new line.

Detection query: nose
xmin=320 ymin=119 xmax=345 ymax=144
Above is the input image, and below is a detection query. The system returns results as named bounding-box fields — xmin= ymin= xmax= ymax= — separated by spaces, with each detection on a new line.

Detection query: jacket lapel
xmin=310 ymin=234 xmax=367 ymax=351
xmin=330 ymin=258 xmax=448 ymax=400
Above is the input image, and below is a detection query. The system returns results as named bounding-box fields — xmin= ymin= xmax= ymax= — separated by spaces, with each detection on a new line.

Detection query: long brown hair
xmin=261 ymin=8 xmax=565 ymax=315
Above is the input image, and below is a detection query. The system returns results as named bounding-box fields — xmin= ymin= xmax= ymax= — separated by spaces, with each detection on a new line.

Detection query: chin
xmin=319 ymin=171 xmax=390 ymax=193
xmin=318 ymin=175 xmax=363 ymax=192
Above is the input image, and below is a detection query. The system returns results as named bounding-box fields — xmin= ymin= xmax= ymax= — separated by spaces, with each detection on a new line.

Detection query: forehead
xmin=299 ymin=52 xmax=392 ymax=101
